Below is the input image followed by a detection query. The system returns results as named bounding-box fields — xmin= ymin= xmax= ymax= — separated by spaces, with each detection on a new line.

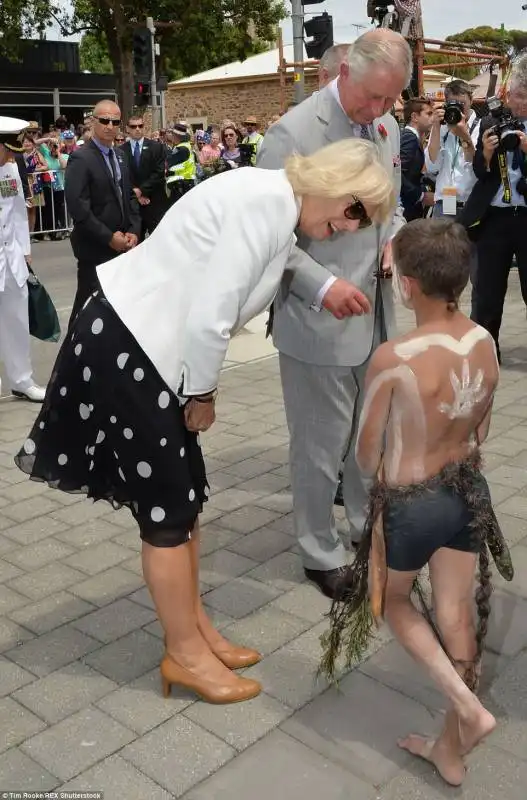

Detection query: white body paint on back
xmin=438 ymin=359 xmax=487 ymax=420
xmin=394 ymin=326 xmax=490 ymax=362
xmin=356 ymin=364 xmax=427 ymax=484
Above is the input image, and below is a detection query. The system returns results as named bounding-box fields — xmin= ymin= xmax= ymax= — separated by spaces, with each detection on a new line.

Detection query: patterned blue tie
xmin=134 ymin=140 xmax=141 ymax=167
xmin=360 ymin=125 xmax=371 ymax=140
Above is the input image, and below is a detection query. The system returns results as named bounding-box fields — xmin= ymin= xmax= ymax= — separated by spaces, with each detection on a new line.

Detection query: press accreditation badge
xmin=442 ymin=186 xmax=458 ymax=216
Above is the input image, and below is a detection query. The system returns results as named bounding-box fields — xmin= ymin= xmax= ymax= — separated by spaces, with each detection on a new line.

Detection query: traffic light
xmin=134 ymin=81 xmax=150 ymax=107
xmin=132 ymin=28 xmax=152 ymax=79
xmin=304 ymin=12 xmax=333 ymax=59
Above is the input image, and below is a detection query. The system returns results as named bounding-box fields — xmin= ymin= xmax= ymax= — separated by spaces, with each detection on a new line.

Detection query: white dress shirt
xmin=425 ymin=111 xmax=480 ymax=203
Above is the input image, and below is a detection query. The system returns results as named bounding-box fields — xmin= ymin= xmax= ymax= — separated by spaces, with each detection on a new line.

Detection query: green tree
xmin=424 ymin=53 xmax=478 ymax=82
xmin=446 ymin=26 xmax=527 ymax=57
xmin=0 ymin=0 xmax=285 ymax=122
xmin=79 ymin=31 xmax=113 ymax=74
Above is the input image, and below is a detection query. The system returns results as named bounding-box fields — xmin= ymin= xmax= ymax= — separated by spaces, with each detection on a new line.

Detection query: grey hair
xmin=347 ymin=29 xmax=413 ymax=86
xmin=319 ymin=43 xmax=350 ymax=75
xmin=510 ymin=53 xmax=527 ymax=93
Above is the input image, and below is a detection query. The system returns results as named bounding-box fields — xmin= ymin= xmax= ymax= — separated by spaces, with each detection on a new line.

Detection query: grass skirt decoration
xmin=319 ymin=451 xmax=513 ymax=688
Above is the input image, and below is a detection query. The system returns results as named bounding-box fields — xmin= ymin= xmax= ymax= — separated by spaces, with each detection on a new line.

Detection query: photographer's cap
xmin=0 ymin=116 xmax=30 ymax=153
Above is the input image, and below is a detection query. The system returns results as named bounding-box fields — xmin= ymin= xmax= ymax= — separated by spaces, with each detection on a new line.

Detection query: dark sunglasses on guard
xmin=95 ymin=117 xmax=122 ymax=127
xmin=344 ymin=196 xmax=371 ymax=229
xmin=128 ymin=123 xmax=144 ymax=129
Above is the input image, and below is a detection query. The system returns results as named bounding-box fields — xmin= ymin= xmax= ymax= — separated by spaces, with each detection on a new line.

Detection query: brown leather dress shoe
xmin=160 ymin=655 xmax=262 ymax=703
xmin=304 ymin=566 xmax=347 ymax=600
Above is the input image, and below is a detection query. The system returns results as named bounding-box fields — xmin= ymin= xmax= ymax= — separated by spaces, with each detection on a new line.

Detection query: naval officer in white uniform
xmin=0 ymin=117 xmax=46 ymax=402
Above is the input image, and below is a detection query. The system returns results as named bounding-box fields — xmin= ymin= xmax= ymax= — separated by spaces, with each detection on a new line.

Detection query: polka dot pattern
xmin=137 ymin=461 xmax=152 ymax=478
xmin=16 ymin=296 xmax=209 ymax=546
xmin=151 ymin=506 xmax=166 ymax=522
xmin=158 ymin=391 xmax=170 ymax=409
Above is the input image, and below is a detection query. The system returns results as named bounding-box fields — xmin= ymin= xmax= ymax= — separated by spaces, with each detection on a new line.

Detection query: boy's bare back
xmin=356 ymin=314 xmax=499 ymax=486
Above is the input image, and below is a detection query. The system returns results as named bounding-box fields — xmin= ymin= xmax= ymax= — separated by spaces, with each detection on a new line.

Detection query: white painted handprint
xmin=438 ymin=359 xmax=487 ymax=420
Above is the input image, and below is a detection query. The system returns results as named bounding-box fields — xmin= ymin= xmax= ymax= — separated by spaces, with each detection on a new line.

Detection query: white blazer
xmin=98 ymin=167 xmax=299 ymax=396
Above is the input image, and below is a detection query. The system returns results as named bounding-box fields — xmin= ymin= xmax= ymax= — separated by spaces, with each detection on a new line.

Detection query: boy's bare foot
xmin=398 ymin=734 xmax=465 ymax=787
xmin=458 ymin=706 xmax=496 ymax=755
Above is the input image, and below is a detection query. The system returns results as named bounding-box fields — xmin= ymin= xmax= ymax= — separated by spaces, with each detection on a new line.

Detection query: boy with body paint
xmin=321 ymin=218 xmax=513 ymax=787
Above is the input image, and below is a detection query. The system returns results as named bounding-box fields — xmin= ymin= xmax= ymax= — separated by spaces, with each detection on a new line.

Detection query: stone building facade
xmin=164 ymin=71 xmax=319 ymax=129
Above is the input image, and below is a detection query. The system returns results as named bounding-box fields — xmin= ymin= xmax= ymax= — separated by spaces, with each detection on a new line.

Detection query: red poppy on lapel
xmin=377 ymin=123 xmax=388 ymax=140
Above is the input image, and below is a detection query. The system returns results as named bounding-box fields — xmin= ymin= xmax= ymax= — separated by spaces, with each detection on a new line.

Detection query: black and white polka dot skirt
xmin=15 ymin=291 xmax=209 ymax=548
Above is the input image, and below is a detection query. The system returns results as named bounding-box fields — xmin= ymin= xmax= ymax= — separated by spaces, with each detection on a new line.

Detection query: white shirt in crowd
xmin=424 ymin=110 xmax=481 ymax=204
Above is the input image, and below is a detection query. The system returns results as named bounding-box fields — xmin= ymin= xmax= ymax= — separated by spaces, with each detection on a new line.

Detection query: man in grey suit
xmin=257 ymin=29 xmax=411 ymax=598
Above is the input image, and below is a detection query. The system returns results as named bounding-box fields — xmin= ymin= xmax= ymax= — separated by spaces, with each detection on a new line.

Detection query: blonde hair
xmin=285 ymin=139 xmax=395 ymax=224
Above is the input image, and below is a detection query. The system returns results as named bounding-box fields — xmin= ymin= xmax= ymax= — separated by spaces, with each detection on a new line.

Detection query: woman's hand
xmin=184 ymin=398 xmax=216 ymax=432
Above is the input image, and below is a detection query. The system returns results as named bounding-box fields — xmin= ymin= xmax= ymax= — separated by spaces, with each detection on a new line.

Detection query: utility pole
xmin=146 ymin=16 xmax=159 ymax=130
xmin=291 ymin=0 xmax=305 ymax=103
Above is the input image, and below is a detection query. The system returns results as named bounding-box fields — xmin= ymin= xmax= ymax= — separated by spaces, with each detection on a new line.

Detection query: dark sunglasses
xmin=96 ymin=117 xmax=121 ymax=127
xmin=115 ymin=136 xmax=125 ymax=142
xmin=344 ymin=196 xmax=372 ymax=229
xmin=129 ymin=123 xmax=144 ymax=129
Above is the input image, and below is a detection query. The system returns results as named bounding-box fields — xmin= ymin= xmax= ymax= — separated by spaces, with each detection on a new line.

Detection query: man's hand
xmin=518 ymin=131 xmax=527 ymax=154
xmin=138 ymin=196 xmax=150 ymax=206
xmin=321 ymin=278 xmax=372 ymax=320
xmin=109 ymin=231 xmax=129 ymax=252
xmin=449 ymin=117 xmax=471 ymax=144
xmin=482 ymin=128 xmax=499 ymax=165
xmin=432 ymin=104 xmax=444 ymax=127
xmin=422 ymin=191 xmax=435 ymax=207
xmin=124 ymin=233 xmax=138 ymax=250
xmin=133 ymin=187 xmax=142 ymax=199
xmin=184 ymin=398 xmax=216 ymax=432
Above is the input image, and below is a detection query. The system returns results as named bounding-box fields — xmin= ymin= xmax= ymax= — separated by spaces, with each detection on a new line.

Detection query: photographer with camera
xmin=425 ymin=80 xmax=480 ymax=218
xmin=460 ymin=56 xmax=527 ymax=362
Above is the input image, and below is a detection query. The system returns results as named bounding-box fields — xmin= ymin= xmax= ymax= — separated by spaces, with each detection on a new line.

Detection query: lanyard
xmin=498 ymin=150 xmax=512 ymax=204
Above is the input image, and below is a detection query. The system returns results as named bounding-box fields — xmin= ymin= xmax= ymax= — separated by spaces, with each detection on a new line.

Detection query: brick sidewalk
xmin=0 ymin=267 xmax=527 ymax=798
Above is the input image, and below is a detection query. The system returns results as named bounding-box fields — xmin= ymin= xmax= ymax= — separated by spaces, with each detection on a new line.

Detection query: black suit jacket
xmin=400 ymin=128 xmax=425 ymax=221
xmin=459 ymin=114 xmax=527 ymax=232
xmin=119 ymin=138 xmax=167 ymax=214
xmin=64 ymin=139 xmax=141 ymax=266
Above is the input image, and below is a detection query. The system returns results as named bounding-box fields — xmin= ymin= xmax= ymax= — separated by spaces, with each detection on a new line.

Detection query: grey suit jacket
xmin=257 ymin=85 xmax=405 ymax=367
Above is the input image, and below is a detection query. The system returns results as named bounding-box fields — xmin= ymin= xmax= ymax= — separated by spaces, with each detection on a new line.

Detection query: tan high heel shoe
xmin=210 ymin=642 xmax=262 ymax=670
xmin=160 ymin=654 xmax=262 ymax=703
xmin=163 ymin=635 xmax=262 ymax=670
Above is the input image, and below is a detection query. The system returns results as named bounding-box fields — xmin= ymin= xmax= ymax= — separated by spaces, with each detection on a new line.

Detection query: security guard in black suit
xmin=460 ymin=60 xmax=527 ymax=363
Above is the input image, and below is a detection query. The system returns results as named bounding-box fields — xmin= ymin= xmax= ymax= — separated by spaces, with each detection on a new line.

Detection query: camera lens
xmin=444 ymin=104 xmax=463 ymax=126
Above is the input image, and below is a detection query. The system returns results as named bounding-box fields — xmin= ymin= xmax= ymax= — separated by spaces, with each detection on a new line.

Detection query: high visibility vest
xmin=242 ymin=134 xmax=263 ymax=165
xmin=166 ymin=142 xmax=196 ymax=183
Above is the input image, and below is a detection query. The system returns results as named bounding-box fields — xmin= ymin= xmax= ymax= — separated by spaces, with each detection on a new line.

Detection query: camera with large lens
xmin=238 ymin=141 xmax=256 ymax=167
xmin=487 ymin=95 xmax=525 ymax=152
xmin=443 ymin=100 xmax=464 ymax=126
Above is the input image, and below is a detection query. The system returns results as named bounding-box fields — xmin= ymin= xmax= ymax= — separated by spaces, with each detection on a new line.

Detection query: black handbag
xmin=27 ymin=266 xmax=61 ymax=342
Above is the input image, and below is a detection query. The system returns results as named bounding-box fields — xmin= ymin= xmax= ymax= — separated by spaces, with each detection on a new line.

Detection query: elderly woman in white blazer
xmin=16 ymin=138 xmax=394 ymax=706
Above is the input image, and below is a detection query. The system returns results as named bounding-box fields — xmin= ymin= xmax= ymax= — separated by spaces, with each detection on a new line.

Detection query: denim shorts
xmin=383 ymin=476 xmax=490 ymax=572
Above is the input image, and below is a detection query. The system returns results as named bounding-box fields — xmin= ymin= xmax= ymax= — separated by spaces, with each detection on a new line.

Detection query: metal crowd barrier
xmin=28 ymin=169 xmax=73 ymax=237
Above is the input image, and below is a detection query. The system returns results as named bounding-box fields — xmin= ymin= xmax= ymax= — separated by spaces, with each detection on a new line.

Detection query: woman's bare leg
xmin=188 ymin=520 xmax=232 ymax=649
xmin=385 ymin=562 xmax=495 ymax=785
xmin=141 ymin=537 xmax=246 ymax=686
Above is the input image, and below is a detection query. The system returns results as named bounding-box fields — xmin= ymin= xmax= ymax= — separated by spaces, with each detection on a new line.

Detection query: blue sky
xmin=282 ymin=0 xmax=526 ymax=47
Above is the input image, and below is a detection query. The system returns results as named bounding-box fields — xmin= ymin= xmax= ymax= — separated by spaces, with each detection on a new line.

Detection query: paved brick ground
xmin=1 ymin=241 xmax=527 ymax=798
